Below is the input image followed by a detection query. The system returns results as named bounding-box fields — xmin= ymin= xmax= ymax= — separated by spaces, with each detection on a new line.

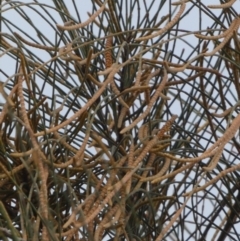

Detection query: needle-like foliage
xmin=1 ymin=0 xmax=240 ymax=240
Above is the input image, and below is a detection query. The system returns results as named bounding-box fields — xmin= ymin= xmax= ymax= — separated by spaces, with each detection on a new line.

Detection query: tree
xmin=0 ymin=0 xmax=240 ymax=240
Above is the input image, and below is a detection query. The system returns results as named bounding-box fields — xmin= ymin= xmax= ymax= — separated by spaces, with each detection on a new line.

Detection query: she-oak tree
xmin=0 ymin=0 xmax=240 ymax=240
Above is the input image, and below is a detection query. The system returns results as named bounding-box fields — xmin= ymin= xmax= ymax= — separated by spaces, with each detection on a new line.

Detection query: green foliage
xmin=1 ymin=0 xmax=240 ymax=240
